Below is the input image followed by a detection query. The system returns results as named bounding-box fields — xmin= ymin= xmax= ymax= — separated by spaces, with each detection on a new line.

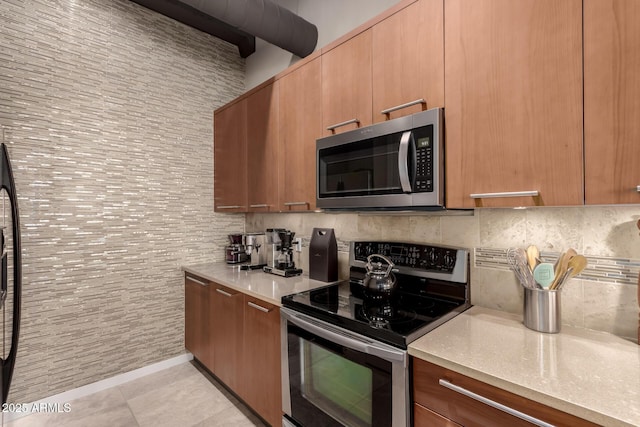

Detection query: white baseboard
xmin=4 ymin=353 xmax=194 ymax=422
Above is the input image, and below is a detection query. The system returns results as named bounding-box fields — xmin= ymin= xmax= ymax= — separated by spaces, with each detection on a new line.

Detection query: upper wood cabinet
xmin=444 ymin=0 xmax=584 ymax=208
xmin=372 ymin=0 xmax=444 ymax=122
xmin=278 ymin=58 xmax=323 ymax=211
xmin=214 ymin=99 xmax=247 ymax=212
xmin=246 ymin=82 xmax=279 ymax=212
xmin=322 ymin=30 xmax=373 ymax=136
xmin=584 ymin=0 xmax=640 ymax=205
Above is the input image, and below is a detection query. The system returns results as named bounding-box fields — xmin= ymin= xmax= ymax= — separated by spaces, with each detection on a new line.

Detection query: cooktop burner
xmin=281 ymin=241 xmax=471 ymax=349
xmin=282 ymin=279 xmax=468 ymax=349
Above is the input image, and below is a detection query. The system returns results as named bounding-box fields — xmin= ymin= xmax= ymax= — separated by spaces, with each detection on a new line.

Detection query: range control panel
xmin=352 ymin=241 xmax=457 ymax=273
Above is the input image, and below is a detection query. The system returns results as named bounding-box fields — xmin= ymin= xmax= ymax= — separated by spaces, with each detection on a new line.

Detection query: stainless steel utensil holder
xmin=523 ymin=288 xmax=561 ymax=333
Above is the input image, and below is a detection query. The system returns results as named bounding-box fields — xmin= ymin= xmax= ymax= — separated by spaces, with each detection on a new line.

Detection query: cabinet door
xmin=214 ymin=100 xmax=247 ymax=212
xmin=584 ymin=0 xmax=640 ymax=204
xmin=322 ymin=30 xmax=373 ymax=135
xmin=240 ymin=296 xmax=282 ymax=427
xmin=278 ymin=58 xmax=323 ymax=211
xmin=372 ymin=0 xmax=444 ymax=122
xmin=184 ymin=275 xmax=212 ymax=369
xmin=444 ymin=0 xmax=583 ymax=208
xmin=210 ymin=283 xmax=243 ymax=391
xmin=246 ymin=82 xmax=279 ymax=212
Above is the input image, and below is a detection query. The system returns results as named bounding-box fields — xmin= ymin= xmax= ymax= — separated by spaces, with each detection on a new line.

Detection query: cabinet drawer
xmin=414 ymin=402 xmax=461 ymax=427
xmin=413 ymin=358 xmax=599 ymax=427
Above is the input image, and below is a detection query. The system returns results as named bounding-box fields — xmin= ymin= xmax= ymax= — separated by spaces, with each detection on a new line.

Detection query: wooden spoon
xmin=567 ymin=254 xmax=587 ymax=277
xmin=553 ymin=254 xmax=588 ymax=290
xmin=551 ymin=251 xmax=570 ymax=289
xmin=526 ymin=245 xmax=539 ymax=271
xmin=565 ymin=248 xmax=578 ymax=259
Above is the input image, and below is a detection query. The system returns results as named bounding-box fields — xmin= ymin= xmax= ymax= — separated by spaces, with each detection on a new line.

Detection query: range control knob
xmin=445 ymin=252 xmax=454 ymax=269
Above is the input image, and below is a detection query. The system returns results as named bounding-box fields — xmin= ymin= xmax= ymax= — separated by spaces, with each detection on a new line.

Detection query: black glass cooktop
xmin=281 ymin=272 xmax=470 ymax=349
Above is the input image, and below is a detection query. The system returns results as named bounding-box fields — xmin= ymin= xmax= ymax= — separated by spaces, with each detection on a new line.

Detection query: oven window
xmin=286 ymin=322 xmax=393 ymax=427
xmin=301 ymin=340 xmax=372 ymax=427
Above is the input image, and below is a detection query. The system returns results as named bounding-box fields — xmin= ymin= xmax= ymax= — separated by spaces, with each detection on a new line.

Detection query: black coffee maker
xmin=263 ymin=230 xmax=302 ymax=277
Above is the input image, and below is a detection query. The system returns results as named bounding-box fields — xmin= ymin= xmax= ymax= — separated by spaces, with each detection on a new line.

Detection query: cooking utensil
xmin=507 ymin=248 xmax=538 ymax=289
xmin=526 ymin=245 xmax=540 ymax=271
xmin=533 ymin=263 xmax=555 ymax=288
xmin=551 ymin=251 xmax=570 ymax=289
xmin=552 ymin=254 xmax=587 ymax=290
xmin=567 ymin=254 xmax=587 ymax=276
xmin=363 ymin=254 xmax=397 ymax=296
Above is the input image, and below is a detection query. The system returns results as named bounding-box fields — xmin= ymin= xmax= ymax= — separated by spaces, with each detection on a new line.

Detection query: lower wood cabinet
xmin=210 ymin=283 xmax=244 ymax=392
xmin=414 ymin=402 xmax=461 ymax=427
xmin=184 ymin=274 xmax=281 ymax=427
xmin=184 ymin=274 xmax=212 ymax=368
xmin=239 ymin=296 xmax=282 ymax=427
xmin=413 ymin=358 xmax=599 ymax=427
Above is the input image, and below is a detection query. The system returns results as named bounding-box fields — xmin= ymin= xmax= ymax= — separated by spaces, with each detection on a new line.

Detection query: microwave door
xmin=318 ymin=135 xmax=404 ymax=198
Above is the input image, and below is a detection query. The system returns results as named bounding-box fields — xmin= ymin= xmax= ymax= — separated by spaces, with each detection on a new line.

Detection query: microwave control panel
xmin=413 ymin=125 xmax=434 ymax=192
xmin=353 ymin=241 xmax=456 ymax=273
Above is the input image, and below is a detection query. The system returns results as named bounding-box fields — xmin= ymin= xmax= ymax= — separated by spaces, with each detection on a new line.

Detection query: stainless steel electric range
xmin=281 ymin=240 xmax=471 ymax=427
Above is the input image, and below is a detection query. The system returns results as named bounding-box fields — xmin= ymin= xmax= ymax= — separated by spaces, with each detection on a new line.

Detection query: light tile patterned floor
xmin=4 ymin=362 xmax=266 ymax=427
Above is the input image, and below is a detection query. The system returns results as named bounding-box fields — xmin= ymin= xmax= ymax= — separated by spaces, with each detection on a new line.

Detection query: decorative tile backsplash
xmin=475 ymin=248 xmax=640 ymax=285
xmin=0 ymin=0 xmax=245 ymax=403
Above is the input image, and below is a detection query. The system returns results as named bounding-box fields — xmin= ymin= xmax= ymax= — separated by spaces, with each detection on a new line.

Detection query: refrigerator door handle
xmin=0 ymin=142 xmax=21 ymax=404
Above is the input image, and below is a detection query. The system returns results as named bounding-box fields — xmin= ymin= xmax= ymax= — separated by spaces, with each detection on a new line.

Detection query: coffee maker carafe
xmin=276 ymin=231 xmax=296 ymax=270
xmin=241 ymin=232 xmax=266 ymax=270
xmin=263 ymin=229 xmax=302 ymax=277
xmin=265 ymin=228 xmax=285 ymax=269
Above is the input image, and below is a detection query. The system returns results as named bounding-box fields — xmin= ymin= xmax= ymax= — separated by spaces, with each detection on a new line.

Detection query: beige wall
xmin=247 ymin=205 xmax=640 ymax=342
xmin=0 ymin=0 xmax=245 ymax=403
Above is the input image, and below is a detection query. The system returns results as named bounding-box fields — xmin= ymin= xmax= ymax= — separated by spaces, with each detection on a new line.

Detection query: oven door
xmin=281 ymin=308 xmax=409 ymax=427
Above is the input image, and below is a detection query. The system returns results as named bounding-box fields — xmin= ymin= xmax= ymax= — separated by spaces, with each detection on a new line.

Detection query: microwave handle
xmin=398 ymin=131 xmax=413 ymax=192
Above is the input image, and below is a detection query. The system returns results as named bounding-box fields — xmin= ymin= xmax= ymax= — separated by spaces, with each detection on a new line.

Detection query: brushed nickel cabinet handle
xmin=381 ymin=98 xmax=426 ymax=115
xmin=438 ymin=379 xmax=555 ymax=427
xmin=249 ymin=204 xmax=269 ymax=208
xmin=215 ymin=288 xmax=233 ymax=297
xmin=186 ymin=276 xmax=208 ymax=286
xmin=217 ymin=205 xmax=244 ymax=209
xmin=636 ymin=185 xmax=640 ymax=192
xmin=327 ymin=118 xmax=360 ymax=132
xmin=247 ymin=301 xmax=271 ymax=313
xmin=470 ymin=191 xmax=539 ymax=199
xmin=284 ymin=202 xmax=309 ymax=207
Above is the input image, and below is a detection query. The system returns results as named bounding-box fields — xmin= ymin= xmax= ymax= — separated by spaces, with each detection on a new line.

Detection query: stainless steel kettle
xmin=363 ymin=254 xmax=397 ymax=293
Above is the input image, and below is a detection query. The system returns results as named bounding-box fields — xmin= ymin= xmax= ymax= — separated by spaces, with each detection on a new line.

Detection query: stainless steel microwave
xmin=316 ymin=108 xmax=444 ymax=210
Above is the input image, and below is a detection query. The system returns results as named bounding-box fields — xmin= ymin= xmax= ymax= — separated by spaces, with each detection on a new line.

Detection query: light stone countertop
xmin=182 ymin=262 xmax=334 ymax=306
xmin=408 ymin=306 xmax=640 ymax=427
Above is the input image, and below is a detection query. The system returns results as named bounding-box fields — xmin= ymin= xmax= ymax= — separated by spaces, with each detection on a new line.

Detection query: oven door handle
xmin=282 ymin=309 xmax=406 ymax=364
xmin=398 ymin=131 xmax=413 ymax=193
